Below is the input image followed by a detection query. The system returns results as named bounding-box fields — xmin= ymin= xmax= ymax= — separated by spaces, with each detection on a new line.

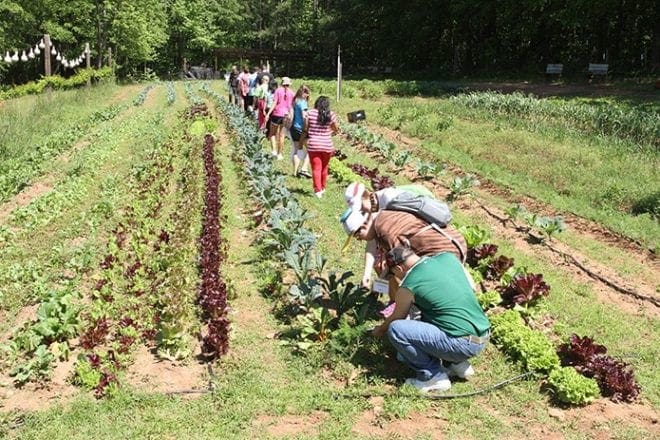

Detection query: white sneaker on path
xmin=405 ymin=371 xmax=451 ymax=393
xmin=446 ymin=361 xmax=474 ymax=379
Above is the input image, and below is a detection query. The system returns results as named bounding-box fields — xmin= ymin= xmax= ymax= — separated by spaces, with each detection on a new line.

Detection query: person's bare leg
xmin=292 ymin=141 xmax=301 ymax=175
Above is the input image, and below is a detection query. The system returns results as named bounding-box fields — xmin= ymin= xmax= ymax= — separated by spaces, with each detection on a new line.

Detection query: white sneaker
xmin=405 ymin=371 xmax=451 ymax=393
xmin=314 ymin=191 xmax=323 ymax=198
xmin=446 ymin=361 xmax=474 ymax=379
xmin=277 ymin=154 xmax=283 ymax=160
xmin=271 ymin=151 xmax=278 ymax=158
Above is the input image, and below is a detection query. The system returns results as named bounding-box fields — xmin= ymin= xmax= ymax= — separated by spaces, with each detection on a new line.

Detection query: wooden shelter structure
xmin=213 ymin=47 xmax=315 ymax=75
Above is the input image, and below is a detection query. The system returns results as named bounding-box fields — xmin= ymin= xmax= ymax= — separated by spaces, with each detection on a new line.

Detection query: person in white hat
xmin=340 ymin=199 xmax=467 ymax=315
xmin=266 ymin=77 xmax=295 ymax=159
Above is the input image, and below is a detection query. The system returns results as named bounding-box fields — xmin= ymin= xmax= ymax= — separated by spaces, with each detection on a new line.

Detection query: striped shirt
xmin=307 ymin=109 xmax=337 ymax=153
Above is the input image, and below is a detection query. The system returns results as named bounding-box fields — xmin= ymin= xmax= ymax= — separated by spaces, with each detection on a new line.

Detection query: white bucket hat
xmin=339 ymin=207 xmax=367 ymax=253
xmin=344 ymin=182 xmax=365 ymax=209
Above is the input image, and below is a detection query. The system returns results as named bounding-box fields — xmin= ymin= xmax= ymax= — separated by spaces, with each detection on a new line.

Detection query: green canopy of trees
xmin=1 ymin=0 xmax=658 ymax=83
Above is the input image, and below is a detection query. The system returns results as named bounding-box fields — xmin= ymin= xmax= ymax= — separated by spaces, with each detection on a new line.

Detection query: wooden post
xmin=43 ymin=34 xmax=52 ymax=95
xmin=43 ymin=34 xmax=52 ymax=77
xmin=85 ymin=42 xmax=91 ymax=86
xmin=336 ymin=45 xmax=342 ymax=102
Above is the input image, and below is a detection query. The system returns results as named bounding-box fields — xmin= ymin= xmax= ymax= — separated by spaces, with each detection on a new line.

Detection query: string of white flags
xmin=2 ymin=37 xmax=89 ymax=69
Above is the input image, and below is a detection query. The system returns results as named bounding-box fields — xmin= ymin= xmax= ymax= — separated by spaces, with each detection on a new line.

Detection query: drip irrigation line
xmin=475 ymin=199 xmax=659 ymax=308
xmin=333 ymin=371 xmax=535 ymax=401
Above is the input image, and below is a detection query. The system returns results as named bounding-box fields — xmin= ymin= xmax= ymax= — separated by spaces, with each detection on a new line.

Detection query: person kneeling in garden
xmin=372 ymin=246 xmax=490 ymax=393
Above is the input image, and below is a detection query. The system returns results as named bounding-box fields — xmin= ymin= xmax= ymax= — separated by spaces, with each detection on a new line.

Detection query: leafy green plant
xmin=459 ymin=225 xmax=490 ymax=249
xmin=329 ymin=158 xmax=362 ymax=184
xmin=490 ymin=310 xmax=560 ymax=374
xmin=392 ymin=151 xmax=412 ymax=169
xmin=9 ymin=345 xmax=55 ymax=385
xmin=318 ymin=271 xmax=369 ymax=320
xmin=533 ymin=216 xmax=567 ymax=241
xmin=415 ymin=160 xmax=445 ymax=180
xmin=547 ymin=366 xmax=600 ymax=405
xmin=476 ymin=290 xmax=502 ymax=310
xmin=447 ymin=174 xmax=480 ymax=202
xmin=504 ymin=204 xmax=529 ymax=224
xmin=328 ymin=317 xmax=371 ymax=358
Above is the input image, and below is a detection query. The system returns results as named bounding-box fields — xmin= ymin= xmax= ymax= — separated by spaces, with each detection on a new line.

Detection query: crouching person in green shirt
xmin=372 ymin=247 xmax=490 ymax=393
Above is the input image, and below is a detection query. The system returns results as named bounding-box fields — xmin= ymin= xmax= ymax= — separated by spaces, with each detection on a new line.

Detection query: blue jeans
xmin=387 ymin=320 xmax=487 ymax=381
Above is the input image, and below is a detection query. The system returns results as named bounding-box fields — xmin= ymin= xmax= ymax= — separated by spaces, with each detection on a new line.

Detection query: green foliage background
xmin=1 ymin=0 xmax=659 ymax=83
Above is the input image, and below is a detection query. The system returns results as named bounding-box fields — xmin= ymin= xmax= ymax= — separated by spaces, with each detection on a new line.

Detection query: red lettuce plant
xmin=558 ymin=334 xmax=640 ymax=402
xmin=80 ymin=316 xmax=110 ymax=349
xmin=197 ymin=134 xmax=230 ymax=359
xmin=467 ymin=243 xmax=498 ymax=267
xmin=499 ymin=273 xmax=550 ymax=307
xmin=484 ymin=255 xmax=514 ymax=281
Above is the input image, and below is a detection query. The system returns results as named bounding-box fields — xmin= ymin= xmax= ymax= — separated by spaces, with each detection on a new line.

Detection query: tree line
xmin=1 ymin=0 xmax=658 ymax=84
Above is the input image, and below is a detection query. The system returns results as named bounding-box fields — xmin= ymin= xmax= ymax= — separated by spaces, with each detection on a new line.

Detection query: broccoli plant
xmin=415 ymin=160 xmax=446 ymax=180
xmin=447 ymin=174 xmax=480 ymax=202
xmin=533 ymin=216 xmax=567 ymax=241
xmin=392 ymin=151 xmax=412 ymax=169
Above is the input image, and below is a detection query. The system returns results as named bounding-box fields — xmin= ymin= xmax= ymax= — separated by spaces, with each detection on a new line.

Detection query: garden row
xmin=338 ymin=119 xmax=641 ymax=404
xmin=1 ymin=89 xmax=231 ymax=396
xmin=209 ymin=81 xmax=639 ymax=406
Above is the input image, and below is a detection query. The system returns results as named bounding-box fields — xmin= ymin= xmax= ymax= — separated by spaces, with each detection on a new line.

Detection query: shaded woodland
xmin=1 ymin=0 xmax=658 ymax=82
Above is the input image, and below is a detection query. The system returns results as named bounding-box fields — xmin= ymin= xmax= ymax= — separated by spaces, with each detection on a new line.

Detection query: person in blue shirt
xmin=291 ymin=84 xmax=312 ymax=178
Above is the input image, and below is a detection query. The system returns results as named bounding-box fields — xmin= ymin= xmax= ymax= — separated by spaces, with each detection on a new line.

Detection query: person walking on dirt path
xmin=266 ymin=77 xmax=295 ymax=160
xmin=372 ymin=246 xmax=490 ymax=393
xmin=253 ymin=74 xmax=271 ymax=132
xmin=237 ymin=65 xmax=251 ymax=113
xmin=340 ymin=207 xmax=467 ymax=309
xmin=246 ymin=66 xmax=260 ymax=117
xmin=305 ymin=96 xmax=339 ymax=198
xmin=228 ymin=65 xmax=240 ymax=105
xmin=291 ymin=84 xmax=312 ymax=178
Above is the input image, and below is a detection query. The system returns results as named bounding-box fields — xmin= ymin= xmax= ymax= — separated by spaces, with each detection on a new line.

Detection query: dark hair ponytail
xmin=314 ymin=96 xmax=331 ymax=125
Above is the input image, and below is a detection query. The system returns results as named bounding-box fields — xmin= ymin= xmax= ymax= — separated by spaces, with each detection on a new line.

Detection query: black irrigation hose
xmin=476 ymin=200 xmax=660 ymax=308
xmin=333 ymin=371 xmax=535 ymax=401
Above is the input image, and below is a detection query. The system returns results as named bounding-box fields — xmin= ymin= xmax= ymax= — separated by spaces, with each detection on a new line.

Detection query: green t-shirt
xmin=400 ymin=253 xmax=490 ymax=337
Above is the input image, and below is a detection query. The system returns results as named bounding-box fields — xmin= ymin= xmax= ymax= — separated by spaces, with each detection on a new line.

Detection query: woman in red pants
xmin=303 ymin=96 xmax=339 ymax=198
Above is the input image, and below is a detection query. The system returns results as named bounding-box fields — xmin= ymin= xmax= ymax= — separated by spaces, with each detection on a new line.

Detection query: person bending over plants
xmin=344 ymin=181 xmax=434 ymax=214
xmin=339 ymin=205 xmax=467 ymax=312
xmin=372 ymin=246 xmax=490 ymax=393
